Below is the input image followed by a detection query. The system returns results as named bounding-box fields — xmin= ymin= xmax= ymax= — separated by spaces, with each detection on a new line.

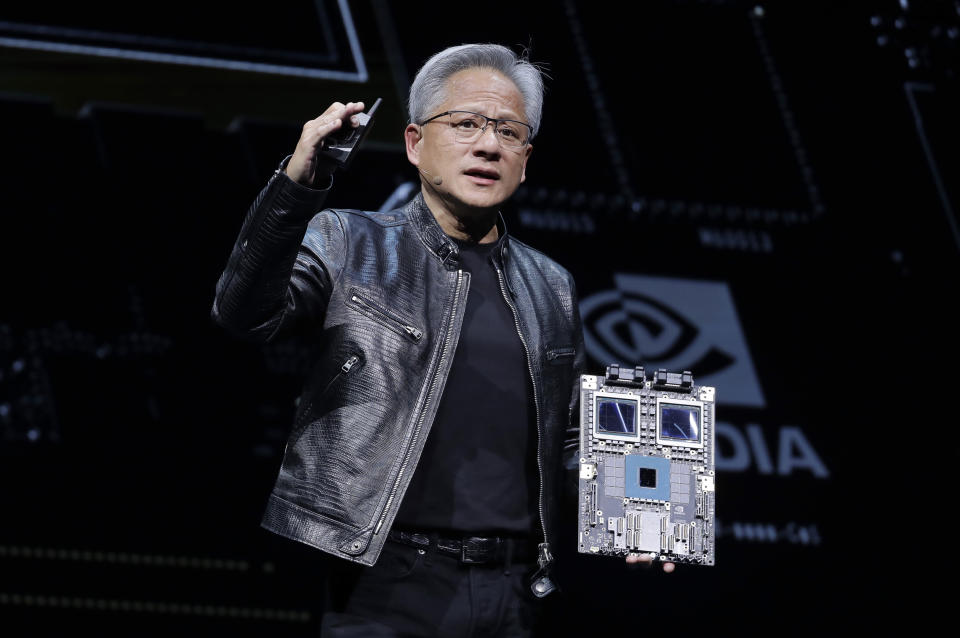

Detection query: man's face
xmin=405 ymin=68 xmax=533 ymax=215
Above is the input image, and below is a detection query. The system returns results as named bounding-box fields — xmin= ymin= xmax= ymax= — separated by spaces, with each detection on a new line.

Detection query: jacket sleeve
xmin=562 ymin=272 xmax=587 ymax=471
xmin=210 ymin=160 xmax=346 ymax=343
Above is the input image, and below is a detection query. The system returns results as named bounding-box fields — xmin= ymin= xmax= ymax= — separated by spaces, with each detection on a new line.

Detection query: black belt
xmin=388 ymin=529 xmax=537 ymax=565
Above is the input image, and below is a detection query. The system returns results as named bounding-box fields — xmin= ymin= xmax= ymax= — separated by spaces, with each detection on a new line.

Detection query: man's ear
xmin=519 ymin=143 xmax=533 ymax=183
xmin=404 ymin=123 xmax=423 ymax=167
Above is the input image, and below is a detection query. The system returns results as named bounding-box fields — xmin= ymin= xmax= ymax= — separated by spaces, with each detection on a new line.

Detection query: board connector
xmin=652 ymin=369 xmax=694 ymax=392
xmin=605 ymin=364 xmax=645 ymax=388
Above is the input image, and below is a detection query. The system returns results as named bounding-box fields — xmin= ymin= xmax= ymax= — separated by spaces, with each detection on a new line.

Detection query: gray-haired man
xmin=213 ymin=43 xmax=662 ymax=637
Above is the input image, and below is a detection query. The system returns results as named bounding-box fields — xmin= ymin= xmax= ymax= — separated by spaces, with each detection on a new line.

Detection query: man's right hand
xmin=285 ymin=101 xmax=367 ymax=187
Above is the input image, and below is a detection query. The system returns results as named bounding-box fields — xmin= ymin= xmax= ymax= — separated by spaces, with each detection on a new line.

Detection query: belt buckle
xmin=460 ymin=537 xmax=497 ymax=564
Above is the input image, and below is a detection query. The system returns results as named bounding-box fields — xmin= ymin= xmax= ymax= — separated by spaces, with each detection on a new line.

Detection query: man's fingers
xmin=625 ymin=553 xmax=676 ymax=573
xmin=321 ymin=118 xmax=343 ymax=133
xmin=625 ymin=552 xmax=654 ymax=567
xmin=298 ymin=118 xmax=341 ymax=153
xmin=306 ymin=102 xmax=343 ymax=128
xmin=307 ymin=102 xmax=365 ymax=131
xmin=336 ymin=101 xmax=366 ymax=128
xmin=316 ymin=102 xmax=364 ymax=122
xmin=319 ymin=102 xmax=345 ymax=119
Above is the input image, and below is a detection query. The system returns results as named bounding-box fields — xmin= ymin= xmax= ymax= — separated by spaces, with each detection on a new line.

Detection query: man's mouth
xmin=464 ymin=168 xmax=500 ymax=183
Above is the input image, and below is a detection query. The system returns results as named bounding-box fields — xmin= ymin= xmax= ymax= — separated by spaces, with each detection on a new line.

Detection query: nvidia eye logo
xmin=579 ymin=274 xmax=765 ymax=408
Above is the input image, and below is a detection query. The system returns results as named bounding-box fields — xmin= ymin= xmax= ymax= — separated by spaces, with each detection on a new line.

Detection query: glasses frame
xmin=419 ymin=110 xmax=532 ymax=148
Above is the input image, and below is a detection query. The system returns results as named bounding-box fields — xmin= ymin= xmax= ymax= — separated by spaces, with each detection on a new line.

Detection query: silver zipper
xmin=495 ymin=266 xmax=549 ymax=557
xmin=350 ymin=293 xmax=424 ymax=342
xmin=373 ymin=269 xmax=465 ymax=535
xmin=546 ymin=347 xmax=575 ymax=361
xmin=341 ymin=355 xmax=359 ymax=373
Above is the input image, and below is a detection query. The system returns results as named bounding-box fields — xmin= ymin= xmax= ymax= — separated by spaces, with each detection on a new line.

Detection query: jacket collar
xmin=403 ymin=191 xmax=511 ymax=270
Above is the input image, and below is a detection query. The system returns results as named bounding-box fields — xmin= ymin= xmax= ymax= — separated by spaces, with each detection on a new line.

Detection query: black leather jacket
xmin=211 ymin=163 xmax=584 ymax=593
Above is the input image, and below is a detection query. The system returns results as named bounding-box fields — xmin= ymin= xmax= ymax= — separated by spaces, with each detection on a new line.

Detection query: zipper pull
xmin=527 ymin=542 xmax=557 ymax=598
xmin=530 ymin=572 xmax=556 ymax=598
xmin=537 ymin=542 xmax=553 ymax=569
xmin=404 ymin=325 xmax=423 ymax=341
xmin=341 ymin=355 xmax=360 ymax=373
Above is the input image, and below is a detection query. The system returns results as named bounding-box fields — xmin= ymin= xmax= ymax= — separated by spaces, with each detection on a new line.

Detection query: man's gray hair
xmin=408 ymin=44 xmax=545 ymax=139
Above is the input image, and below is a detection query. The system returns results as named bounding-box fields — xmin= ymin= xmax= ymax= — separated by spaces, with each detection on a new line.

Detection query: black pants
xmin=320 ymin=539 xmax=545 ymax=637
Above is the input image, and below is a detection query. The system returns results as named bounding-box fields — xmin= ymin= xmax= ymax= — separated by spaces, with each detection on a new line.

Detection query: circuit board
xmin=577 ymin=366 xmax=716 ymax=566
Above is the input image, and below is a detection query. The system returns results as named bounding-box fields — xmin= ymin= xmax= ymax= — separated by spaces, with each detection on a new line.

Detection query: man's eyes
xmin=448 ymin=116 xmax=525 ymax=142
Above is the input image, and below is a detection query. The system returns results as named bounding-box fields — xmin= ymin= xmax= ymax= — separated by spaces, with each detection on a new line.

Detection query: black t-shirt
xmin=393 ymin=235 xmax=537 ymax=536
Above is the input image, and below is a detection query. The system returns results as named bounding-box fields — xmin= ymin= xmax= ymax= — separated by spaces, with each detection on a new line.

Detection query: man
xmin=212 ymin=43 xmax=665 ymax=637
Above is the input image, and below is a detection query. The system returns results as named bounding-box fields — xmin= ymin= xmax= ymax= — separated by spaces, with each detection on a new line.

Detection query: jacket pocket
xmin=290 ymin=352 xmax=364 ymax=442
xmin=346 ymin=288 xmax=424 ymax=344
xmin=546 ymin=346 xmax=576 ymax=365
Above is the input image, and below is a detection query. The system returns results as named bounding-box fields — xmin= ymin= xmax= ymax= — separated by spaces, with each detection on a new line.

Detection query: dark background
xmin=1 ymin=0 xmax=955 ymax=634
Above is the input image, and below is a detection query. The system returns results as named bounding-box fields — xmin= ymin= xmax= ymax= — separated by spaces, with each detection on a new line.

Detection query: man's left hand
xmin=625 ymin=552 xmax=675 ymax=573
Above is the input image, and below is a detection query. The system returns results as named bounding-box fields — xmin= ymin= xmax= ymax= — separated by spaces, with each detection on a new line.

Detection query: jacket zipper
xmin=290 ymin=354 xmax=360 ymax=440
xmin=373 ymin=269 xmax=464 ymax=535
xmin=494 ymin=266 xmax=550 ymax=563
xmin=349 ymin=292 xmax=424 ymax=342
xmin=340 ymin=355 xmax=360 ymax=374
xmin=546 ymin=347 xmax=575 ymax=362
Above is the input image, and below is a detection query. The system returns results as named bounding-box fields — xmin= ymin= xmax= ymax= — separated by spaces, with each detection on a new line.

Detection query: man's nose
xmin=473 ymin=123 xmax=501 ymax=153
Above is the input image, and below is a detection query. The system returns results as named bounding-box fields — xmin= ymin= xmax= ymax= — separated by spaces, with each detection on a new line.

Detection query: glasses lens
xmin=449 ymin=112 xmax=485 ymax=141
xmin=496 ymin=121 xmax=530 ymax=147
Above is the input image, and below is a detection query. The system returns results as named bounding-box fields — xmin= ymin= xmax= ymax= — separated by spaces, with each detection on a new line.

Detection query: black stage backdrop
xmin=0 ymin=1 xmax=954 ymax=635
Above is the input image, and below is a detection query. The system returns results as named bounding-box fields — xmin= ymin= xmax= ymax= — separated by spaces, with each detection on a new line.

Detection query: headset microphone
xmin=418 ymin=167 xmax=443 ymax=186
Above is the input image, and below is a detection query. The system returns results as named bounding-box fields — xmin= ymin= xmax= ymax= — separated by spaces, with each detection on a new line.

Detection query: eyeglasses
xmin=419 ymin=110 xmax=532 ymax=148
